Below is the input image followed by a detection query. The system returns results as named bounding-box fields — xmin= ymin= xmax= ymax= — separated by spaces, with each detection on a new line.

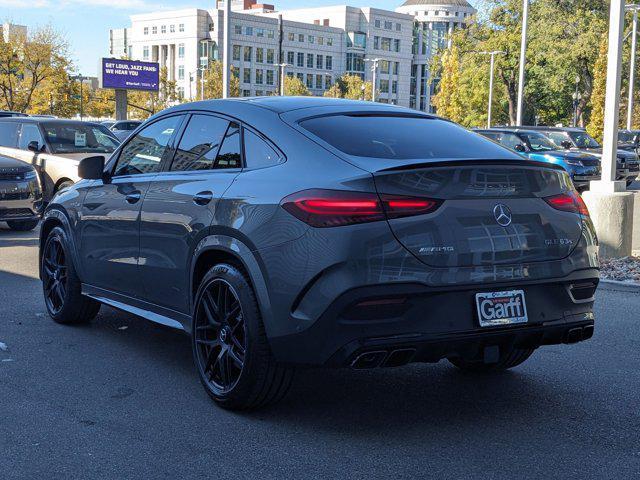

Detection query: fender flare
xmin=39 ymin=208 xmax=81 ymax=280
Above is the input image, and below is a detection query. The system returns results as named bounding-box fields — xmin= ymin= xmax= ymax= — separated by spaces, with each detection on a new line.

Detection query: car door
xmin=77 ymin=114 xmax=185 ymax=298
xmin=138 ymin=113 xmax=242 ymax=314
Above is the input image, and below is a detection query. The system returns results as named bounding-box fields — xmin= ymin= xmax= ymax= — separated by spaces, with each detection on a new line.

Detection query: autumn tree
xmin=323 ymin=74 xmax=372 ymax=100
xmin=201 ymin=61 xmax=240 ymax=99
xmin=431 ymin=46 xmax=464 ymax=122
xmin=586 ymin=34 xmax=607 ymax=142
xmin=283 ymin=75 xmax=310 ymax=96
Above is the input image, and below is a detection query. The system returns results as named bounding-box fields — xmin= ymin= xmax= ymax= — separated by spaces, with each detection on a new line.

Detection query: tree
xmin=126 ymin=67 xmax=181 ymax=119
xmin=323 ymin=74 xmax=372 ymax=100
xmin=431 ymin=46 xmax=464 ymax=122
xmin=586 ymin=34 xmax=607 ymax=142
xmin=0 ymin=25 xmax=71 ymax=113
xmin=202 ymin=61 xmax=240 ymax=99
xmin=283 ymin=76 xmax=310 ymax=96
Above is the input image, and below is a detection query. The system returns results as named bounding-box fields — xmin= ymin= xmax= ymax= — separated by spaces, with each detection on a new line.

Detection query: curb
xmin=598 ymin=279 xmax=640 ymax=293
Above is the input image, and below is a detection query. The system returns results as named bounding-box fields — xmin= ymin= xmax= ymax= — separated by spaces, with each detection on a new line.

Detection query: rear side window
xmin=171 ymin=115 xmax=229 ymax=171
xmin=300 ymin=115 xmax=514 ymax=160
xmin=243 ymin=130 xmax=281 ymax=169
xmin=0 ymin=122 xmax=19 ymax=147
xmin=215 ymin=122 xmax=242 ymax=169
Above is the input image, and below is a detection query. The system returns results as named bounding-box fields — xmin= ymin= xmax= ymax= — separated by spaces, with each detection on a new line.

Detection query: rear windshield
xmin=299 ymin=114 xmax=516 ymax=160
xmin=42 ymin=122 xmax=119 ymax=154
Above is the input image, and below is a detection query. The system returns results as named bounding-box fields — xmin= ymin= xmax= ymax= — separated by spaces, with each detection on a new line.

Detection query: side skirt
xmin=81 ymin=284 xmax=191 ymax=332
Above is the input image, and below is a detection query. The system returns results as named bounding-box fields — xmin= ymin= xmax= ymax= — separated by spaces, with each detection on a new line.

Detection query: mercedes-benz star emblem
xmin=493 ymin=204 xmax=512 ymax=227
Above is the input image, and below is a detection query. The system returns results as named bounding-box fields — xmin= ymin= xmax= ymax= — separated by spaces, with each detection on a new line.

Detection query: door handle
xmin=193 ymin=191 xmax=214 ymax=206
xmin=125 ymin=191 xmax=142 ymax=204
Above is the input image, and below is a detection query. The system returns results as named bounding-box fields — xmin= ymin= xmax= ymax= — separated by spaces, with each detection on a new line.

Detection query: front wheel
xmin=7 ymin=219 xmax=39 ymax=231
xmin=192 ymin=264 xmax=294 ymax=410
xmin=448 ymin=347 xmax=535 ymax=373
xmin=42 ymin=226 xmax=100 ymax=324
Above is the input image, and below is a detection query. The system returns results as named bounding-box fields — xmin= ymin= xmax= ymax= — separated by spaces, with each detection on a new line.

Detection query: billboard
xmin=100 ymin=58 xmax=159 ymax=91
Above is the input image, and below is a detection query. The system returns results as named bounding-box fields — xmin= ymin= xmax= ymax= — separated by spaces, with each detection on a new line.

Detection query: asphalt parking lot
xmin=1 ymin=224 xmax=639 ymax=479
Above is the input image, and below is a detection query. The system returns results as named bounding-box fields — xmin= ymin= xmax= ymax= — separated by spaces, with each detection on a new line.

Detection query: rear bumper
xmin=269 ymin=269 xmax=599 ymax=367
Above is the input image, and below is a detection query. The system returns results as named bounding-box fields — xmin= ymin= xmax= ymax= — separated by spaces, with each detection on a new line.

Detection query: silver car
xmin=0 ymin=118 xmax=120 ymax=201
xmin=0 ymin=153 xmax=43 ymax=231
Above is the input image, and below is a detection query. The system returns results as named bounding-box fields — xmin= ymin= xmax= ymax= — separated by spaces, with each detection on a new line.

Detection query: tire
xmin=192 ymin=264 xmax=294 ymax=410
xmin=448 ymin=347 xmax=535 ymax=373
xmin=7 ymin=219 xmax=39 ymax=231
xmin=42 ymin=226 xmax=100 ymax=324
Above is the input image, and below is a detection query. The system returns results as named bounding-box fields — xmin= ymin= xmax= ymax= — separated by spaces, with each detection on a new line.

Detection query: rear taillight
xmin=544 ymin=191 xmax=590 ymax=216
xmin=281 ymin=189 xmax=441 ymax=227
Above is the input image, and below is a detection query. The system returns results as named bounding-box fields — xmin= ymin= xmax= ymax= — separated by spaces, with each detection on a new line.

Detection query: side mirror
xmin=78 ymin=155 xmax=106 ymax=180
xmin=27 ymin=140 xmax=41 ymax=152
xmin=560 ymin=141 xmax=572 ymax=150
xmin=514 ymin=144 xmax=526 ymax=153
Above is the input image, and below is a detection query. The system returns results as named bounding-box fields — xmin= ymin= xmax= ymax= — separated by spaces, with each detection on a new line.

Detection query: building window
xmin=287 ymin=51 xmax=295 ymax=64
xmin=298 ymin=33 xmax=304 ymax=42
xmin=242 ymin=89 xmax=251 ymax=97
xmin=178 ymin=65 xmax=184 ymax=80
xmin=308 ymin=35 xmax=315 ymax=44
xmin=297 ymin=52 xmax=304 ymax=67
xmin=381 ymin=37 xmax=391 ymax=51
xmin=266 ymin=70 xmax=274 ymax=85
xmin=380 ymin=79 xmax=389 ymax=93
xmin=143 ymin=27 xmax=149 ymax=35
xmin=235 ymin=25 xmax=242 ymax=35
xmin=256 ymin=69 xmax=264 ymax=84
xmin=256 ymin=48 xmax=264 ymax=63
xmin=170 ymin=24 xmax=175 ymax=33
xmin=327 ymin=37 xmax=333 ymax=46
xmin=396 ymin=23 xmax=401 ymax=31
xmin=380 ymin=60 xmax=390 ymax=74
xmin=307 ymin=53 xmax=314 ymax=68
xmin=161 ymin=25 xmax=166 ymax=34
xmin=266 ymin=49 xmax=274 ymax=64
xmin=392 ymin=80 xmax=398 ymax=94
xmin=244 ymin=46 xmax=252 ymax=62
xmin=315 ymin=74 xmax=323 ymax=89
xmin=318 ymin=36 xmax=324 ymax=45
xmin=143 ymin=46 xmax=149 ymax=59
xmin=177 ymin=86 xmax=184 ymax=99
xmin=297 ymin=72 xmax=304 ymax=82
xmin=288 ymin=32 xmax=295 ymax=41
xmin=179 ymin=23 xmax=184 ymax=32
xmin=326 ymin=56 xmax=333 ymax=70
xmin=306 ymin=74 xmax=313 ymax=88
xmin=346 ymin=52 xmax=365 ymax=72
xmin=209 ymin=23 xmax=215 ymax=32
xmin=374 ymin=36 xmax=380 ymax=49
xmin=325 ymin=75 xmax=332 ymax=87
xmin=256 ymin=90 xmax=264 ymax=96
xmin=393 ymin=61 xmax=400 ymax=75
xmin=152 ymin=26 xmax=158 ymax=34
xmin=384 ymin=21 xmax=393 ymax=30
xmin=243 ymin=68 xmax=251 ymax=83
xmin=245 ymin=26 xmax=253 ymax=36
xmin=348 ymin=31 xmax=366 ymax=49
xmin=375 ymin=19 xmax=381 ymax=28
xmin=233 ymin=45 xmax=241 ymax=61
xmin=394 ymin=38 xmax=401 ymax=52
xmin=316 ymin=55 xmax=323 ymax=69
xmin=256 ymin=28 xmax=264 ymax=37
xmin=178 ymin=43 xmax=185 ymax=59
xmin=267 ymin=29 xmax=275 ymax=38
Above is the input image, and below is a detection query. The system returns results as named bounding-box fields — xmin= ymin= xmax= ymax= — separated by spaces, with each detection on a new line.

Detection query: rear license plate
xmin=475 ymin=290 xmax=528 ymax=327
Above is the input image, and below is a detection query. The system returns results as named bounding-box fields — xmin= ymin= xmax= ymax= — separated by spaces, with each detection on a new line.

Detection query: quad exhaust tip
xmin=351 ymin=349 xmax=416 ymax=369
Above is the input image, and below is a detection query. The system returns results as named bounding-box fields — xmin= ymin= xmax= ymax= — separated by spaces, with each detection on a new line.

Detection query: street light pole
xmin=573 ymin=75 xmax=581 ymax=127
xmin=626 ymin=4 xmax=640 ymax=130
xmin=478 ymin=51 xmax=505 ymax=128
xmin=277 ymin=63 xmax=290 ymax=96
xmin=72 ymin=74 xmax=85 ymax=120
xmin=364 ymin=58 xmax=381 ymax=102
xmin=222 ymin=0 xmax=231 ymax=99
xmin=516 ymin=0 xmax=529 ymax=125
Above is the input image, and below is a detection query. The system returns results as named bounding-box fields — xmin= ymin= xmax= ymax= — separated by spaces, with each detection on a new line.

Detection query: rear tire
xmin=42 ymin=226 xmax=100 ymax=324
xmin=448 ymin=347 xmax=535 ymax=373
xmin=192 ymin=264 xmax=294 ymax=410
xmin=7 ymin=220 xmax=39 ymax=231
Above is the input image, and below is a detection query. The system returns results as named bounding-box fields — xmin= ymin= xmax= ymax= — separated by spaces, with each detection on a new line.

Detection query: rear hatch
xmin=374 ymin=162 xmax=583 ymax=268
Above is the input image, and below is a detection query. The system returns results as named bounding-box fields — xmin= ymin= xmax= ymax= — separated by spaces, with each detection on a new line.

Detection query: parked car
xmin=109 ymin=120 xmax=143 ymax=141
xmin=526 ymin=126 xmax=639 ymax=186
xmin=618 ymin=129 xmax=640 ymax=156
xmin=0 ymin=153 xmax=43 ymax=231
xmin=39 ymin=98 xmax=598 ymax=410
xmin=0 ymin=111 xmax=28 ymax=118
xmin=0 ymin=118 xmax=120 ymax=201
xmin=475 ymin=128 xmax=601 ymax=192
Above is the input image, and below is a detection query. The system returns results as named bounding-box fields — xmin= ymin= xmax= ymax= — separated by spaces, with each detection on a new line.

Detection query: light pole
xmin=364 ymin=58 xmax=381 ymax=102
xmin=572 ymin=75 xmax=581 ymax=127
xmin=626 ymin=4 xmax=640 ymax=130
xmin=277 ymin=63 xmax=290 ymax=96
xmin=71 ymin=74 xmax=85 ymax=121
xmin=222 ymin=0 xmax=231 ymax=99
xmin=516 ymin=0 xmax=529 ymax=125
xmin=478 ymin=51 xmax=505 ymax=128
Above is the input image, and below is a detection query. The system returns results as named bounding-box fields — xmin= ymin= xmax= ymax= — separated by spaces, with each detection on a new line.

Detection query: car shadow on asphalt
xmin=0 ymin=224 xmax=40 ymax=249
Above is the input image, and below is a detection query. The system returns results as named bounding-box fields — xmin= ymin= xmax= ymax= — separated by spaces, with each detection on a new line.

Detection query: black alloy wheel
xmin=194 ymin=278 xmax=247 ymax=394
xmin=42 ymin=235 xmax=68 ymax=316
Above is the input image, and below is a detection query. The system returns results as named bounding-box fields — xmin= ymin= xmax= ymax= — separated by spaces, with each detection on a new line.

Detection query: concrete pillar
xmin=582 ymin=191 xmax=635 ymax=259
xmin=169 ymin=44 xmax=175 ymax=81
xmin=114 ymin=89 xmax=127 ymax=121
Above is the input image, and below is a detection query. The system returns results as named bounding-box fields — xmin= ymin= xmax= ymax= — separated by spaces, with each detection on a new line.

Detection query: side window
xmin=215 ymin=122 xmax=242 ymax=169
xmin=114 ymin=116 xmax=182 ymax=176
xmin=243 ymin=129 xmax=281 ymax=169
xmin=18 ymin=124 xmax=44 ymax=150
xmin=171 ymin=115 xmax=229 ymax=171
xmin=0 ymin=122 xmax=19 ymax=147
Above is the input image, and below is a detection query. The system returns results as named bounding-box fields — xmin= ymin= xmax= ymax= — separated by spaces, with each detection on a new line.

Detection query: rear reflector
xmin=544 ymin=191 xmax=590 ymax=216
xmin=282 ymin=189 xmax=441 ymax=227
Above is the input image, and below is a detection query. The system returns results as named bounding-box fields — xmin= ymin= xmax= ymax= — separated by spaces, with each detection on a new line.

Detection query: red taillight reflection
xmin=544 ymin=192 xmax=590 ymax=216
xmin=282 ymin=189 xmax=441 ymax=227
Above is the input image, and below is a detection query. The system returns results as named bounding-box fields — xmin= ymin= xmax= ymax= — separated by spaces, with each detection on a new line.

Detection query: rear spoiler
xmin=376 ymin=158 xmax=567 ymax=173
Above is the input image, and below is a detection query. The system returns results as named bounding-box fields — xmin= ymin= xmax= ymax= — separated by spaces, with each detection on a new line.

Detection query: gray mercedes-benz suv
xmin=39 ymin=98 xmax=599 ymax=410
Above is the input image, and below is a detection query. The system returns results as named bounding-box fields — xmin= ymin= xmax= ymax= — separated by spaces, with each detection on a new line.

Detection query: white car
xmin=0 ymin=118 xmax=120 ymax=201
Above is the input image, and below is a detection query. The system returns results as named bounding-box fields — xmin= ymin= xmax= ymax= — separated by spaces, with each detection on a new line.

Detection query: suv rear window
xmin=300 ymin=114 xmax=513 ymax=160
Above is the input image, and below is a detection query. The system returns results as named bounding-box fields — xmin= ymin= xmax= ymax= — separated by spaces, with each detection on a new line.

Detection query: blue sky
xmin=2 ymin=0 xmax=479 ymax=77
